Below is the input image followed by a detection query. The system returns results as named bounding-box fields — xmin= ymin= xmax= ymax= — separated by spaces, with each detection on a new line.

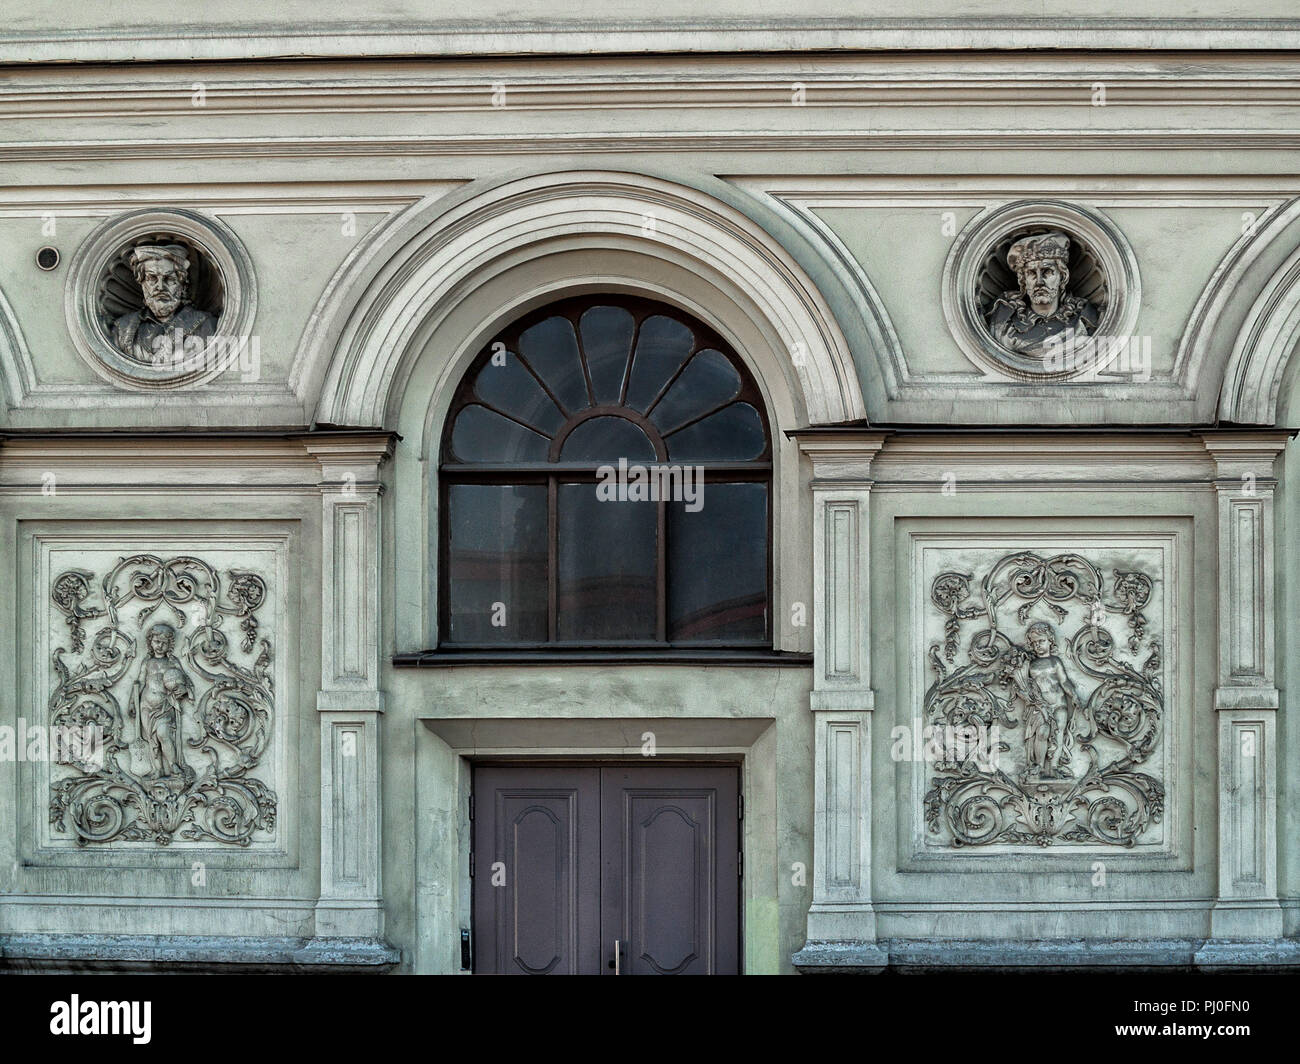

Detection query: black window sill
xmin=392 ymin=648 xmax=813 ymax=668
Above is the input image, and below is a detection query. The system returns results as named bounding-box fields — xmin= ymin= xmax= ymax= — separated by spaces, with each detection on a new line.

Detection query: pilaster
xmin=793 ymin=433 xmax=889 ymax=971
xmin=300 ymin=434 xmax=396 ymax=955
xmin=1200 ymin=432 xmax=1287 ymax=944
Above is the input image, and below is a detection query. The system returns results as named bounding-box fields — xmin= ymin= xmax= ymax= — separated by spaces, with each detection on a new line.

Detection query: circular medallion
xmin=941 ymin=200 xmax=1140 ymax=381
xmin=65 ymin=208 xmax=257 ymax=389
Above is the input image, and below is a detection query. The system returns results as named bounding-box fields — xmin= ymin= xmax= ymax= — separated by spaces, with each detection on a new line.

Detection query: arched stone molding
xmin=387 ymin=243 xmax=818 ymax=649
xmin=1175 ymin=196 xmax=1300 ymax=424
xmin=310 ymin=170 xmax=868 ymax=430
xmin=1218 ymin=242 xmax=1300 ymax=425
xmin=0 ymin=280 xmax=36 ymax=412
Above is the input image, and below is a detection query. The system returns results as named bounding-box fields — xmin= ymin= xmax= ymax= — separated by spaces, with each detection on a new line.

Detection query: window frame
xmin=437 ymin=294 xmax=774 ymax=650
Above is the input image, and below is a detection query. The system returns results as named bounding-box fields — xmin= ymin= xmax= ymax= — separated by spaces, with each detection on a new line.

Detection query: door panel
xmin=472 ymin=765 xmax=600 ymax=975
xmin=600 ymin=765 xmax=740 ymax=975
xmin=472 ymin=763 xmax=739 ymax=975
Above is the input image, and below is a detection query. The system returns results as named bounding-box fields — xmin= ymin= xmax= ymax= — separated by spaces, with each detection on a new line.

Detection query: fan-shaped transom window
xmin=441 ymin=295 xmax=771 ymax=647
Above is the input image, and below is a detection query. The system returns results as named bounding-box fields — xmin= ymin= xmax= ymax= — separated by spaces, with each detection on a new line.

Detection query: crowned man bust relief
xmin=985 ymin=231 xmax=1100 ymax=359
xmin=111 ymin=244 xmax=218 ymax=366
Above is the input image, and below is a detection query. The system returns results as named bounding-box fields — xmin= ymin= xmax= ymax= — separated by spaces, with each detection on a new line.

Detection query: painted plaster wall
xmin=382 ymin=666 xmax=814 ymax=974
xmin=0 ymin=28 xmax=1298 ymax=970
xmin=5 ymin=3 xmax=1299 ymax=63
xmin=0 ymin=55 xmax=1294 ymax=429
xmin=1266 ymin=364 xmax=1300 ymax=937
xmin=0 ymin=453 xmax=326 ymax=941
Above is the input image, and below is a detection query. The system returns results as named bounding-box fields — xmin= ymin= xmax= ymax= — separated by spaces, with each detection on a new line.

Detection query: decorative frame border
xmin=21 ymin=527 xmax=296 ymax=868
xmin=901 ymin=529 xmax=1185 ymax=870
xmin=63 ymin=207 xmax=258 ymax=390
xmin=941 ymin=199 xmax=1141 ymax=382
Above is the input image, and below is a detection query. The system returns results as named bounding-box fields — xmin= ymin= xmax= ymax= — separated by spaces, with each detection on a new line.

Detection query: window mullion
xmin=548 ymin=475 xmax=557 ymax=642
xmin=656 ymin=497 xmax=667 ymax=643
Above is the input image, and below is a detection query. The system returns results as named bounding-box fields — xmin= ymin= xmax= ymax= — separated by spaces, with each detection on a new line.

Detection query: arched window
xmin=440 ymin=295 xmax=771 ymax=648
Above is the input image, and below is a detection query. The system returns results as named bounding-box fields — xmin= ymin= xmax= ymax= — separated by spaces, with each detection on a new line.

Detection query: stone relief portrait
xmin=68 ymin=208 xmax=255 ymax=389
xmin=984 ymin=231 xmax=1101 ymax=359
xmin=47 ymin=554 xmax=276 ymax=846
xmin=922 ymin=549 xmax=1165 ymax=850
xmin=110 ymin=244 xmax=219 ymax=366
xmin=943 ymin=201 xmax=1136 ymax=382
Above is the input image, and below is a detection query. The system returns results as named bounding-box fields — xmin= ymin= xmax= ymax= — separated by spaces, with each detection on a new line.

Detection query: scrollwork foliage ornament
xmin=923 ymin=551 xmax=1163 ymax=849
xmin=48 ymin=554 xmax=276 ymax=847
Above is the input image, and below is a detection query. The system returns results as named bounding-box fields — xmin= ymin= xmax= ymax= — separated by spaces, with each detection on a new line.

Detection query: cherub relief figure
xmin=49 ymin=555 xmax=278 ymax=846
xmin=127 ymin=622 xmax=195 ymax=781
xmin=923 ymin=554 xmax=1163 ymax=848
xmin=1019 ymin=620 xmax=1094 ymax=780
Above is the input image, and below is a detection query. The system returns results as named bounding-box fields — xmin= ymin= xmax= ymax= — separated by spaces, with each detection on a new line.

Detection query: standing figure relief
xmin=924 ymin=551 xmax=1164 ymax=848
xmin=48 ymin=554 xmax=276 ymax=846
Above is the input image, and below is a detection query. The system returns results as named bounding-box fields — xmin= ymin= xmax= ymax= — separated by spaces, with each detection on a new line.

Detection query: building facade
xmin=2 ymin=4 xmax=1300 ymax=973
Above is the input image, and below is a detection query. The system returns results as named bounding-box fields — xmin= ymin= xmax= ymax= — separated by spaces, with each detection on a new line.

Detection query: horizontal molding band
xmin=10 ymin=80 xmax=1300 ymax=118
xmin=6 ymin=129 xmax=1300 ymax=163
xmin=395 ymin=648 xmax=813 ymax=667
xmin=0 ymin=893 xmax=318 ymax=907
xmin=5 ymin=21 xmax=1300 ymax=64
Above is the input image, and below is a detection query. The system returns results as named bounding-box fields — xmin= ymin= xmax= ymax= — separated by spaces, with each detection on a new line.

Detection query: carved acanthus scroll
xmin=923 ymin=551 xmax=1164 ymax=848
xmin=48 ymin=554 xmax=276 ymax=846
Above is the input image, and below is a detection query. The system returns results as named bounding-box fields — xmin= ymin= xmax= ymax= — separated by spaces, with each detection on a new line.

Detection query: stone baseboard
xmin=791 ymin=941 xmax=889 ymax=973
xmin=0 ymin=934 xmax=401 ymax=974
xmin=794 ymin=938 xmax=1300 ymax=973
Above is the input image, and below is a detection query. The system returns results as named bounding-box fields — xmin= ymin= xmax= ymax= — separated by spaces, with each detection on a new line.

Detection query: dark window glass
xmin=648 ymin=349 xmax=741 ymax=433
xmin=559 ymin=416 xmax=657 ymax=463
xmin=668 ymin=484 xmax=768 ymax=642
xmin=450 ymin=404 xmax=550 ymax=463
xmin=446 ymin=484 xmax=548 ymax=642
xmin=665 ymin=402 xmax=766 ymax=462
xmin=579 ymin=305 xmax=636 ymax=405
xmin=625 ymin=315 xmax=695 ymax=412
xmin=558 ymin=487 xmax=657 ymax=641
xmin=441 ymin=295 xmax=771 ymax=649
xmin=473 ymin=353 xmax=565 ymax=436
xmin=518 ymin=315 xmax=588 ymax=413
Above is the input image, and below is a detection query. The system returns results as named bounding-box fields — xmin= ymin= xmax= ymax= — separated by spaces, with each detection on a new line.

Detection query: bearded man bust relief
xmin=985 ymin=231 xmax=1100 ymax=359
xmin=111 ymin=244 xmax=218 ymax=366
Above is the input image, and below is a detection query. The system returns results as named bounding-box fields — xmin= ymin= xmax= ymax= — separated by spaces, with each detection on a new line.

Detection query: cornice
xmin=793 ymin=430 xmax=1243 ymax=485
xmin=0 ymin=435 xmax=320 ymax=487
xmin=0 ymin=429 xmax=395 ymax=454
xmin=797 ymin=432 xmax=890 ymax=482
xmin=1199 ymin=430 xmax=1292 ymax=476
xmin=0 ymin=430 xmax=399 ymax=486
xmin=8 ymin=66 xmax=1300 ymax=118
xmin=868 ymin=432 xmax=1221 ymax=486
xmin=876 ymin=432 xmax=1216 ymax=455
xmin=5 ymin=129 xmax=1300 ymax=164
xmin=0 ymin=185 xmax=433 ymax=211
xmin=4 ymin=19 xmax=1300 ymax=64
xmin=752 ymin=178 xmax=1296 ymax=206
xmin=297 ymin=432 xmax=396 ymax=464
xmin=299 ymin=431 xmax=396 ymax=483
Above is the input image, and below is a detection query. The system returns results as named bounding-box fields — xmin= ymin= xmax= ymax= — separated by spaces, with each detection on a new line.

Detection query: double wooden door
xmin=472 ymin=763 xmax=740 ymax=975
